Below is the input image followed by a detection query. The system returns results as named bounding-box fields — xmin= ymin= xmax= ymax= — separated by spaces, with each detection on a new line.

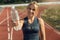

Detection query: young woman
xmin=22 ymin=1 xmax=46 ymax=40
xmin=12 ymin=1 xmax=46 ymax=40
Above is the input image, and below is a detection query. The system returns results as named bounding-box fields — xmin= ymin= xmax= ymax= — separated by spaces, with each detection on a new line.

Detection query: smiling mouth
xmin=32 ymin=13 xmax=34 ymax=15
xmin=29 ymin=12 xmax=34 ymax=15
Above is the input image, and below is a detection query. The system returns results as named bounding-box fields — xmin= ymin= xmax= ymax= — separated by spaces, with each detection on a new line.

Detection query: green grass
xmin=42 ymin=7 xmax=60 ymax=31
xmin=15 ymin=6 xmax=27 ymax=10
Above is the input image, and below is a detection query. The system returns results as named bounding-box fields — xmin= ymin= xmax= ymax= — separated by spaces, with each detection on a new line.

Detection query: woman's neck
xmin=28 ymin=16 xmax=35 ymax=24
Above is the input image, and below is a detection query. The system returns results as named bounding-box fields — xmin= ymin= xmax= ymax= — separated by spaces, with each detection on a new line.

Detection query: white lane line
xmin=7 ymin=7 xmax=11 ymax=40
xmin=11 ymin=28 xmax=13 ymax=40
xmin=0 ymin=16 xmax=10 ymax=25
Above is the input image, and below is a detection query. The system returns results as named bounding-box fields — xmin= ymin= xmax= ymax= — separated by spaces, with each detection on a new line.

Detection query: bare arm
xmin=38 ymin=18 xmax=46 ymax=40
xmin=19 ymin=19 xmax=24 ymax=28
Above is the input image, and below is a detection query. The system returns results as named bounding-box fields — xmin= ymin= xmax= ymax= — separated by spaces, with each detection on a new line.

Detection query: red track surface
xmin=0 ymin=7 xmax=60 ymax=40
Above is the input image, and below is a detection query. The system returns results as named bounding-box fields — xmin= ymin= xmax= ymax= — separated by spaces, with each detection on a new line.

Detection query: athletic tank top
xmin=22 ymin=17 xmax=40 ymax=33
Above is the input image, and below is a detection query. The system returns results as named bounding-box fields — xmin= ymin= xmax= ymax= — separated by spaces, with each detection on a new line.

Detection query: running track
xmin=0 ymin=7 xmax=60 ymax=40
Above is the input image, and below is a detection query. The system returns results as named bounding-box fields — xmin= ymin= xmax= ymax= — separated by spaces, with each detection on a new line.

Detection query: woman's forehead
xmin=29 ymin=5 xmax=35 ymax=8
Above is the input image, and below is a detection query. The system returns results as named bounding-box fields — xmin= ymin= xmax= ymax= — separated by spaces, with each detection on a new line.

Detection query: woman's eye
xmin=28 ymin=8 xmax=31 ymax=10
xmin=32 ymin=9 xmax=35 ymax=11
xmin=28 ymin=8 xmax=35 ymax=11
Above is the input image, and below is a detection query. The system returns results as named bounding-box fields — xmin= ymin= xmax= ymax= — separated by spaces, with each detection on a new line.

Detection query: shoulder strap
xmin=24 ymin=17 xmax=28 ymax=21
xmin=24 ymin=17 xmax=28 ymax=23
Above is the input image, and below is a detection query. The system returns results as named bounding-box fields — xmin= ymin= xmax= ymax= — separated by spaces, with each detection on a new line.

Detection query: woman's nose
xmin=30 ymin=10 xmax=33 ymax=13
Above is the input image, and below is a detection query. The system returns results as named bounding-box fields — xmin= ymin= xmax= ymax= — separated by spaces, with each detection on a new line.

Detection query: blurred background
xmin=0 ymin=0 xmax=60 ymax=4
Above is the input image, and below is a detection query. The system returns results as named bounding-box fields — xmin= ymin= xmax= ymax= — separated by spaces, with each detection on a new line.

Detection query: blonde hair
xmin=27 ymin=1 xmax=39 ymax=8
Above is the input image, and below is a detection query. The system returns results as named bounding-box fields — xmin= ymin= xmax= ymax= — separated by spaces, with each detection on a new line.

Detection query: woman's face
xmin=27 ymin=4 xmax=38 ymax=18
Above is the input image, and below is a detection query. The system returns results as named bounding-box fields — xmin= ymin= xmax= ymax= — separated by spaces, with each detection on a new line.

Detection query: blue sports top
xmin=22 ymin=17 xmax=40 ymax=34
